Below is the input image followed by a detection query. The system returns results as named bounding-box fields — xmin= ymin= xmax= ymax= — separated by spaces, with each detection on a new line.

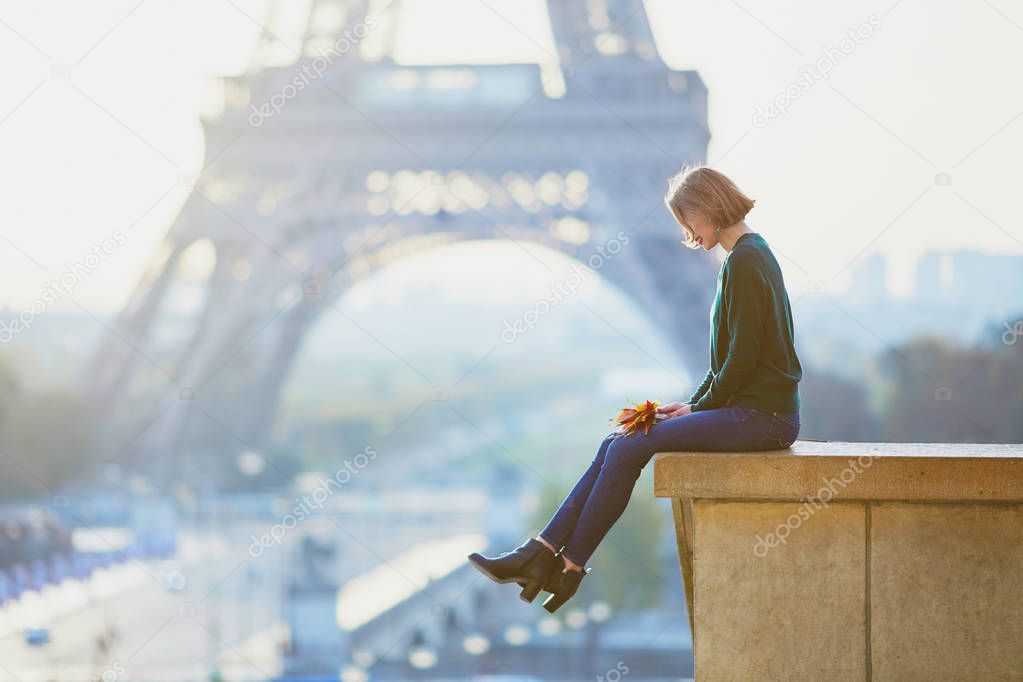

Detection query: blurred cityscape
xmin=2 ymin=1 xmax=706 ymax=679
xmin=2 ymin=0 xmax=1022 ymax=680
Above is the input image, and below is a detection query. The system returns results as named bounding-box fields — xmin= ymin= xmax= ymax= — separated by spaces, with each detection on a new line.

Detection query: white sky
xmin=1 ymin=0 xmax=1021 ymax=314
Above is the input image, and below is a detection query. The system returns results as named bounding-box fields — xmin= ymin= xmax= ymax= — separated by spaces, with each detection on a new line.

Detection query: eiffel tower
xmin=85 ymin=0 xmax=715 ymax=482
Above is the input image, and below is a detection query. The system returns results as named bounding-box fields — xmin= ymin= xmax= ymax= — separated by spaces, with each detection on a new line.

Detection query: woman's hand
xmin=656 ymin=402 xmax=692 ymax=419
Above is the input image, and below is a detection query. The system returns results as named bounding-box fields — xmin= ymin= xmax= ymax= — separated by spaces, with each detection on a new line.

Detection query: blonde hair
xmin=664 ymin=166 xmax=756 ymax=249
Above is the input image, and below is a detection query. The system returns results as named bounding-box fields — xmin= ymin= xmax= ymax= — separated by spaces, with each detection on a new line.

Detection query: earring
xmin=713 ymin=226 xmax=722 ymax=234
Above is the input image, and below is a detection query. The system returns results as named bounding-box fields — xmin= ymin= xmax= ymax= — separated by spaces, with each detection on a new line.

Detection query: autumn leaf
xmin=609 ymin=398 xmax=661 ymax=436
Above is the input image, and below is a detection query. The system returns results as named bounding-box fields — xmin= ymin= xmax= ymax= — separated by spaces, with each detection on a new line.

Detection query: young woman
xmin=469 ymin=166 xmax=803 ymax=613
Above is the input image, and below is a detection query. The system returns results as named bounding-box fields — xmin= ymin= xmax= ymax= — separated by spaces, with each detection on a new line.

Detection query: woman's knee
xmin=603 ymin=437 xmax=650 ymax=473
xmin=591 ymin=434 xmax=616 ymax=465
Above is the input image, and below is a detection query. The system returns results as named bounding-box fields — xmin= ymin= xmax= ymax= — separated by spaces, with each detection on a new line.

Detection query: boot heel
xmin=541 ymin=564 xmax=590 ymax=612
xmin=519 ymin=578 xmax=543 ymax=603
xmin=542 ymin=592 xmax=569 ymax=613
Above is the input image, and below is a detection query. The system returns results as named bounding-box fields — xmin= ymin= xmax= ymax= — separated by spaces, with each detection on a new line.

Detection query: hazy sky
xmin=1 ymin=0 xmax=1021 ymax=315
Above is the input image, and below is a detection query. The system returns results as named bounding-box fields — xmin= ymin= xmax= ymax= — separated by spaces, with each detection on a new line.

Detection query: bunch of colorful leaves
xmin=609 ymin=399 xmax=661 ymax=436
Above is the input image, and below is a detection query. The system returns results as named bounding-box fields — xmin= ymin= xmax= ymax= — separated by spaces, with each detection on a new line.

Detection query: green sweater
xmin=688 ymin=232 xmax=802 ymax=413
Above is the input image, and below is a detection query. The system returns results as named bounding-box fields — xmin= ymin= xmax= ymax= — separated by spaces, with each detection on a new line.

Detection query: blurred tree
xmin=798 ymin=367 xmax=879 ymax=441
xmin=876 ymin=333 xmax=1023 ymax=443
xmin=538 ymin=471 xmax=664 ymax=613
xmin=0 ymin=389 xmax=97 ymax=497
xmin=589 ymin=486 xmax=665 ymax=611
xmin=966 ymin=313 xmax=1023 ymax=441
xmin=0 ymin=355 xmax=20 ymax=424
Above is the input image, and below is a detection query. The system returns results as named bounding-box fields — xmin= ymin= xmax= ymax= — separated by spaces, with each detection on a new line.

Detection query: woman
xmin=468 ymin=166 xmax=803 ymax=613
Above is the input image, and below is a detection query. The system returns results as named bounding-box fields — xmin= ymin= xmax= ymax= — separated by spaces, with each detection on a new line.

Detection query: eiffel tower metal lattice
xmin=85 ymin=0 xmax=716 ymax=482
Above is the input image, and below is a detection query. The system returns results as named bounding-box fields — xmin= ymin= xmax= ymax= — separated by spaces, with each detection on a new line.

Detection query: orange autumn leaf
xmin=609 ymin=398 xmax=661 ymax=436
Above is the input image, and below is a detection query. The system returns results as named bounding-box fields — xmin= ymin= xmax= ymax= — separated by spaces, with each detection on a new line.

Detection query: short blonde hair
xmin=664 ymin=166 xmax=756 ymax=249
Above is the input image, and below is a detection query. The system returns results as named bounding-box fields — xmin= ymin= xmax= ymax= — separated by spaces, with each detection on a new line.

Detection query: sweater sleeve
xmin=686 ymin=368 xmax=714 ymax=404
xmin=692 ymin=252 xmax=767 ymax=412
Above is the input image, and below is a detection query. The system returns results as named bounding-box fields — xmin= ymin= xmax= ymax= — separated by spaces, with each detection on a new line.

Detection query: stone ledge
xmin=654 ymin=440 xmax=1023 ymax=502
xmin=653 ymin=440 xmax=1023 ymax=681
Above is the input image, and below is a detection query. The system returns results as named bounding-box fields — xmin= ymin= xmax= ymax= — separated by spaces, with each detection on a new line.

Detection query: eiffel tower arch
xmin=85 ymin=0 xmax=717 ymax=482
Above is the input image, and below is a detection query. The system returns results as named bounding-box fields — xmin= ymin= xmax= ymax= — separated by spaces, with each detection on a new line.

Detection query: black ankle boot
xmin=541 ymin=557 xmax=591 ymax=613
xmin=467 ymin=538 xmax=558 ymax=603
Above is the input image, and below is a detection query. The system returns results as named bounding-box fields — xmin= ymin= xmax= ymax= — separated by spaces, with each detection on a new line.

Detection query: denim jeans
xmin=538 ymin=405 xmax=799 ymax=566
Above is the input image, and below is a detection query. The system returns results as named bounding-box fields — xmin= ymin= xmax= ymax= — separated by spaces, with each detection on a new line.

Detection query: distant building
xmin=847 ymin=253 xmax=888 ymax=304
xmin=916 ymin=250 xmax=1023 ymax=317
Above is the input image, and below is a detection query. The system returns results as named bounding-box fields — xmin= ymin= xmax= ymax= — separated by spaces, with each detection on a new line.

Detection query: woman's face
xmin=681 ymin=211 xmax=718 ymax=251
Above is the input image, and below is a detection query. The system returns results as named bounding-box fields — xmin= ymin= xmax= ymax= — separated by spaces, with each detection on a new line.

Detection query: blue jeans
xmin=538 ymin=405 xmax=799 ymax=566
